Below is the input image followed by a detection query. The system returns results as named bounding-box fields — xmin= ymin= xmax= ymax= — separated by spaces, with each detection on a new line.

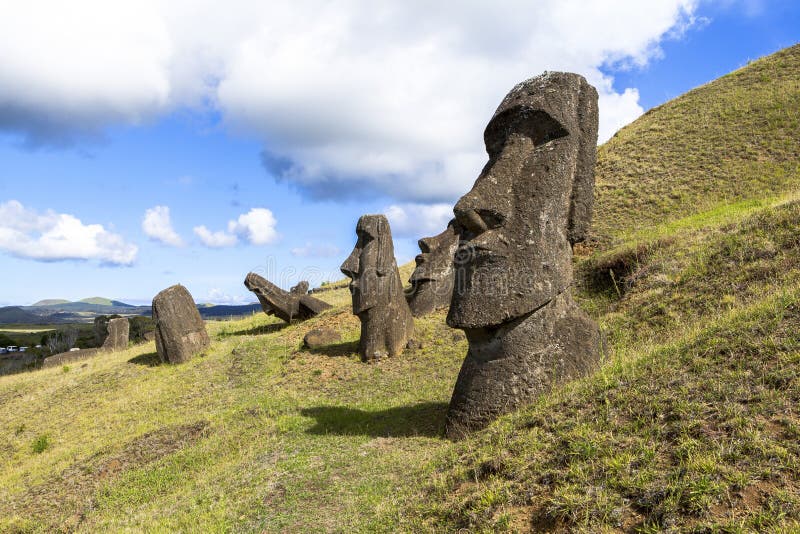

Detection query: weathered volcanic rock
xmin=152 ymin=284 xmax=210 ymax=364
xmin=303 ymin=328 xmax=342 ymax=349
xmin=341 ymin=214 xmax=414 ymax=362
xmin=406 ymin=220 xmax=459 ymax=317
xmin=445 ymin=72 xmax=601 ymax=438
xmin=101 ymin=317 xmax=129 ymax=351
xmin=244 ymin=273 xmax=331 ymax=323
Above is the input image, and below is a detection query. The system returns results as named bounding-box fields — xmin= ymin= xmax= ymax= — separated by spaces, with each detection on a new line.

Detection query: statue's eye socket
xmin=358 ymin=233 xmax=374 ymax=246
xmin=485 ymin=109 xmax=569 ymax=158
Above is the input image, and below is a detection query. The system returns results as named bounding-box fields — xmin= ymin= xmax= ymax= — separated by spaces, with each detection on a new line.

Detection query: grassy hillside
xmin=592 ymin=43 xmax=800 ymax=246
xmin=0 ymin=307 xmax=49 ymax=325
xmin=77 ymin=297 xmax=129 ymax=306
xmin=1 ymin=45 xmax=799 ymax=532
xmin=30 ymin=300 xmax=69 ymax=307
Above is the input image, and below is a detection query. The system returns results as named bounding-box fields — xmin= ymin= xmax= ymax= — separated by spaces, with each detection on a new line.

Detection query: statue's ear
xmin=568 ymin=78 xmax=599 ymax=244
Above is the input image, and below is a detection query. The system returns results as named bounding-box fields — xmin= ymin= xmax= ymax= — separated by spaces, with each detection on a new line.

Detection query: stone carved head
xmin=447 ymin=72 xmax=599 ymax=329
xmin=409 ymin=220 xmax=459 ymax=285
xmin=340 ymin=214 xmax=397 ymax=314
xmin=406 ymin=220 xmax=459 ymax=316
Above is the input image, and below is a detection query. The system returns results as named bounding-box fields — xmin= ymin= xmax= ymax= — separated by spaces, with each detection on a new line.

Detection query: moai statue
xmin=101 ymin=317 xmax=129 ymax=351
xmin=406 ymin=220 xmax=459 ymax=317
xmin=445 ymin=72 xmax=601 ymax=439
xmin=152 ymin=284 xmax=210 ymax=364
xmin=341 ymin=215 xmax=414 ymax=362
xmin=244 ymin=273 xmax=331 ymax=323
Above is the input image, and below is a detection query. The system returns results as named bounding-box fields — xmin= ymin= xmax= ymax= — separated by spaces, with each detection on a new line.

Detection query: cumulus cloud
xmin=142 ymin=205 xmax=184 ymax=247
xmin=290 ymin=242 xmax=341 ymax=258
xmin=228 ymin=208 xmax=278 ymax=245
xmin=384 ymin=203 xmax=454 ymax=238
xmin=203 ymin=288 xmax=252 ymax=305
xmin=193 ymin=225 xmax=238 ymax=248
xmin=0 ymin=200 xmax=137 ymax=265
xmin=1 ymin=0 xmax=700 ymax=199
xmin=194 ymin=207 xmax=278 ymax=248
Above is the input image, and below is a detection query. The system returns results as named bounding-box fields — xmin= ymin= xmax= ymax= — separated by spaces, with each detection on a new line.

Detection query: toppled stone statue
xmin=406 ymin=220 xmax=459 ymax=317
xmin=101 ymin=317 xmax=129 ymax=351
xmin=445 ymin=72 xmax=601 ymax=439
xmin=244 ymin=273 xmax=332 ymax=323
xmin=152 ymin=284 xmax=211 ymax=364
xmin=341 ymin=214 xmax=414 ymax=362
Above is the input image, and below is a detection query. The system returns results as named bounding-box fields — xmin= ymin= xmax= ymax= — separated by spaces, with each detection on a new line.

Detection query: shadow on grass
xmin=220 ymin=322 xmax=288 ymax=338
xmin=301 ymin=402 xmax=448 ymax=438
xmin=128 ymin=352 xmax=162 ymax=367
xmin=307 ymin=340 xmax=359 ymax=358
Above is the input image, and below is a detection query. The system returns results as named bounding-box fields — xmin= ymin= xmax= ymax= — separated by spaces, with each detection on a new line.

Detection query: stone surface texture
xmin=152 ymin=284 xmax=210 ymax=364
xmin=445 ymin=72 xmax=601 ymax=439
xmin=244 ymin=273 xmax=331 ymax=323
xmin=101 ymin=317 xmax=129 ymax=351
xmin=341 ymin=214 xmax=414 ymax=362
xmin=406 ymin=220 xmax=459 ymax=317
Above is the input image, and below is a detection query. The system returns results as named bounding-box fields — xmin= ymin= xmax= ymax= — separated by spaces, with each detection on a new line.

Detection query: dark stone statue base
xmin=444 ymin=291 xmax=600 ymax=439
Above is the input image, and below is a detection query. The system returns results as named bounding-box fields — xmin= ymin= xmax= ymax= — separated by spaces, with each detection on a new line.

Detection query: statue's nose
xmin=340 ymin=250 xmax=359 ymax=278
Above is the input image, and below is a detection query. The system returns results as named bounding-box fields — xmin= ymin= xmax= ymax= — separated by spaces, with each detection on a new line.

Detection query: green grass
xmin=592 ymin=43 xmax=800 ymax=246
xmin=1 ymin=44 xmax=799 ymax=532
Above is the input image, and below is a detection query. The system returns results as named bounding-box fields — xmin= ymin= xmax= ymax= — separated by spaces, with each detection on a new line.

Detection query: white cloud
xmin=384 ymin=203 xmax=454 ymax=238
xmin=0 ymin=0 xmax=700 ymax=198
xmin=203 ymin=288 xmax=251 ymax=305
xmin=0 ymin=200 xmax=137 ymax=265
xmin=194 ymin=207 xmax=278 ymax=248
xmin=290 ymin=242 xmax=341 ymax=258
xmin=142 ymin=205 xmax=184 ymax=247
xmin=227 ymin=208 xmax=278 ymax=245
xmin=193 ymin=225 xmax=238 ymax=248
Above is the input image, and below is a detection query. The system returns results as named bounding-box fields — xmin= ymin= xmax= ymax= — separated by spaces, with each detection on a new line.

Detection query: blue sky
xmin=0 ymin=0 xmax=798 ymax=306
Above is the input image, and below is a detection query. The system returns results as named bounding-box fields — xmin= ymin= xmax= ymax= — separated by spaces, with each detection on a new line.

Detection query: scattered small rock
xmin=406 ymin=339 xmax=424 ymax=350
xmin=303 ymin=328 xmax=341 ymax=349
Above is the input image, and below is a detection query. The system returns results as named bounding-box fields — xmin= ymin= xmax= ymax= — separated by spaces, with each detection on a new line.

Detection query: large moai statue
xmin=406 ymin=220 xmax=460 ymax=317
xmin=152 ymin=284 xmax=211 ymax=364
xmin=101 ymin=317 xmax=129 ymax=351
xmin=445 ymin=72 xmax=601 ymax=439
xmin=341 ymin=215 xmax=414 ymax=362
xmin=244 ymin=273 xmax=331 ymax=323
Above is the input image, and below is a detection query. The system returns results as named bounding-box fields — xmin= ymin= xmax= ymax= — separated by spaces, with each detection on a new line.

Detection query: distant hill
xmin=31 ymin=299 xmax=70 ymax=306
xmin=77 ymin=297 xmax=134 ymax=307
xmin=0 ymin=307 xmax=49 ymax=325
xmin=197 ymin=303 xmax=262 ymax=318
